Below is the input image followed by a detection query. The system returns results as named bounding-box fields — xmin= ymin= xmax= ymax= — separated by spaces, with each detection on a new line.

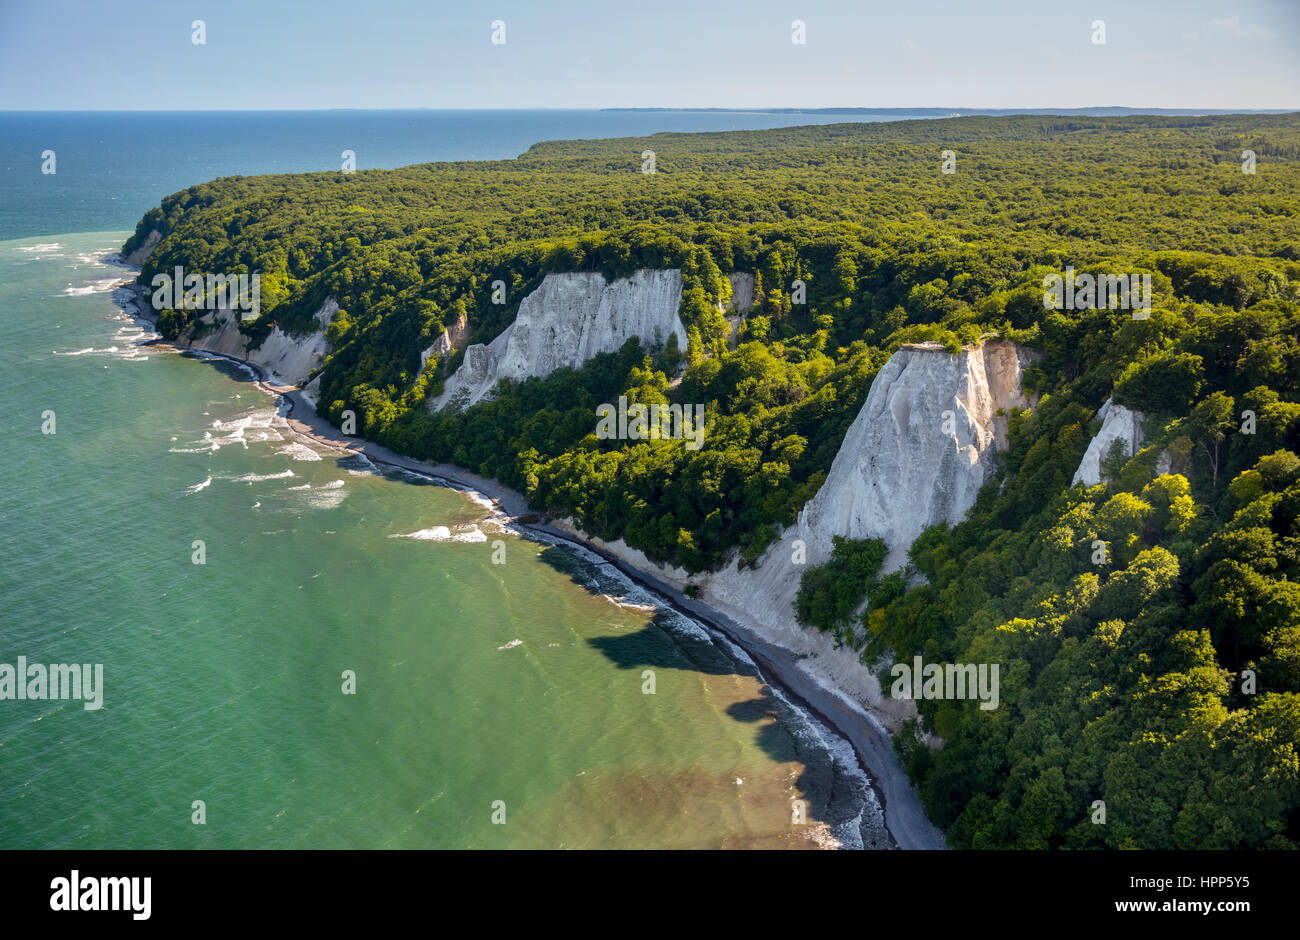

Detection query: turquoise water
xmin=0 ymin=232 xmax=881 ymax=848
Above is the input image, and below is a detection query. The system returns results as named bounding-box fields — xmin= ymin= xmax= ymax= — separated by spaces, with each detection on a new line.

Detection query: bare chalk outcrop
xmin=124 ymin=229 xmax=161 ymax=267
xmin=724 ymin=272 xmax=755 ymax=348
xmin=554 ymin=340 xmax=1034 ymax=737
xmin=175 ymin=297 xmax=337 ymax=387
xmin=419 ymin=310 xmax=470 ymax=374
xmin=1072 ymin=398 xmax=1144 ymax=486
xmin=430 ymin=270 xmax=688 ymax=411
xmin=418 ymin=270 xmax=1031 ymax=743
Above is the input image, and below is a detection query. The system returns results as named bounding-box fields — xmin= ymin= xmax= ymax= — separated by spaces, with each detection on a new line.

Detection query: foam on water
xmin=187 ymin=349 xmax=260 ymax=380
xmin=276 ymin=443 xmax=323 ymax=462
xmin=62 ymin=278 xmax=123 ymax=296
xmin=1 ymin=229 xmax=891 ymax=849
xmin=341 ymin=453 xmax=379 ymax=475
xmin=169 ymin=441 xmax=219 ymax=454
xmin=54 ymin=345 xmax=119 ymax=356
xmin=185 ymin=476 xmax=213 ymax=494
xmin=390 ymin=523 xmax=486 ymax=543
xmin=230 ymin=469 xmax=295 ymax=483
xmin=295 ymin=488 xmax=348 ymax=510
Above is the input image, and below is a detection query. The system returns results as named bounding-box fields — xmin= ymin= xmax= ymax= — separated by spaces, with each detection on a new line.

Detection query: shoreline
xmin=111 ymin=273 xmax=945 ymax=851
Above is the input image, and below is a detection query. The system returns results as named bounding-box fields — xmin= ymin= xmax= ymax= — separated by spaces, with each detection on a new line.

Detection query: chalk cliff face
xmin=176 ymin=298 xmax=336 ymax=387
xmin=724 ymin=272 xmax=755 ymax=349
xmin=727 ymin=272 xmax=755 ymax=314
xmin=430 ymin=270 xmax=688 ymax=411
xmin=561 ymin=340 xmax=1034 ymax=735
xmin=419 ymin=310 xmax=470 ymax=374
xmin=1072 ymin=398 xmax=1144 ymax=486
xmin=709 ymin=340 xmax=1034 ymax=627
xmin=124 ymin=229 xmax=161 ymax=267
xmin=801 ymin=340 xmax=1030 ymax=570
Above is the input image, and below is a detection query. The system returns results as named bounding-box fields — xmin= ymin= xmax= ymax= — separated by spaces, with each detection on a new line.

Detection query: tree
xmin=1101 ymin=437 xmax=1128 ymax=483
xmin=1112 ymin=351 xmax=1204 ymax=416
xmin=1190 ymin=391 xmax=1235 ymax=487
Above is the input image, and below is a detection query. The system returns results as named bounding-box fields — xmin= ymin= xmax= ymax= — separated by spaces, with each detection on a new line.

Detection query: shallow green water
xmin=0 ymin=233 xmax=880 ymax=849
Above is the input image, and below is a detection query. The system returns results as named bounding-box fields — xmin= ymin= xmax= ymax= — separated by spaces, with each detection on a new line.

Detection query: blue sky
xmin=1 ymin=0 xmax=1296 ymax=110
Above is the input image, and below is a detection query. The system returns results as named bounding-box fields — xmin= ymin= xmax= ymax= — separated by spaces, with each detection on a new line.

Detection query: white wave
xmin=522 ymin=523 xmax=883 ymax=845
xmin=169 ymin=442 xmax=219 ymax=454
xmin=187 ymin=349 xmax=260 ymax=380
xmin=462 ymin=490 xmax=497 ymax=512
xmin=298 ymin=489 xmax=348 ymax=509
xmin=18 ymin=243 xmax=63 ymax=252
xmin=62 ymin=278 xmax=123 ymax=296
xmin=185 ymin=476 xmax=212 ymax=494
xmin=393 ymin=467 xmax=433 ymax=482
xmin=713 ymin=633 xmax=758 ymax=670
xmin=204 ymin=413 xmax=279 ymax=449
xmin=243 ymin=411 xmax=279 ymax=429
xmin=601 ymin=594 xmax=658 ymax=613
xmin=343 ymin=457 xmax=379 ymax=477
xmin=320 ymin=479 xmax=345 ymax=489
xmin=111 ymin=324 xmax=158 ymax=348
xmin=211 ymin=415 xmax=252 ymax=432
xmin=389 ymin=523 xmax=487 ymax=543
xmin=230 ymin=469 xmax=295 ymax=483
xmin=392 ymin=525 xmax=453 ymax=541
xmin=529 ymin=536 xmax=680 ymax=620
xmin=497 ymin=639 xmax=523 ymax=651
xmin=284 ymin=483 xmax=312 ymax=491
xmin=777 ymin=696 xmax=879 ymax=851
xmin=54 ymin=346 xmax=119 ymax=356
xmin=275 ymin=442 xmax=322 ymax=462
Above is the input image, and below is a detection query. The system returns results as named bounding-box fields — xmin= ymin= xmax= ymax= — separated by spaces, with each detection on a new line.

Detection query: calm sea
xmin=0 ymin=110 xmax=897 ymax=848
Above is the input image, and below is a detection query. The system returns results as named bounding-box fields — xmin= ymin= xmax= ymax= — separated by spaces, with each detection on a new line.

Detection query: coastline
xmin=112 ymin=275 xmax=946 ymax=851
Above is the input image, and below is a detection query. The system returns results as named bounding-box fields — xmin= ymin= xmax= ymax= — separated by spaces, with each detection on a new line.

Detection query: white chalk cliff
xmin=176 ymin=298 xmax=337 ymax=387
xmin=1072 ymin=398 xmax=1144 ymax=486
xmin=723 ymin=272 xmax=755 ymax=349
xmin=564 ymin=340 xmax=1034 ymax=734
xmin=124 ymin=229 xmax=161 ymax=267
xmin=710 ymin=340 xmax=1033 ymax=623
xmin=419 ymin=310 xmax=470 ymax=374
xmin=124 ymin=233 xmax=331 ymax=388
xmin=430 ymin=269 xmax=688 ymax=411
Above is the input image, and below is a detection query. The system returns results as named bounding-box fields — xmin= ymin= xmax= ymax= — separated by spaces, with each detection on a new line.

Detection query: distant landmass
xmin=602 ymin=106 xmax=1295 ymax=116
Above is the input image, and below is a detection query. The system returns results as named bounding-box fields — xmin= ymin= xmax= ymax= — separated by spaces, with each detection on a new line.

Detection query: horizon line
xmin=2 ymin=106 xmax=1297 ymax=114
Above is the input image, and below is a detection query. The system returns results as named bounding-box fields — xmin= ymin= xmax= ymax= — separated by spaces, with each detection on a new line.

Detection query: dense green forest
xmin=125 ymin=114 xmax=1300 ymax=848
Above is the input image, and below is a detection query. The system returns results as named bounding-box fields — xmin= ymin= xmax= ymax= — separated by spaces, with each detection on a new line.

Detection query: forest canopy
xmin=126 ymin=113 xmax=1300 ymax=848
